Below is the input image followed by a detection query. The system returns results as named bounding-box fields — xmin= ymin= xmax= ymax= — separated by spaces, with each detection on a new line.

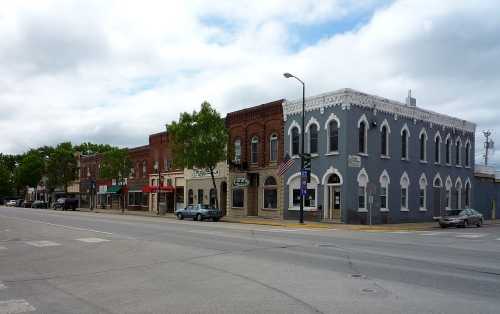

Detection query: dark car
xmin=15 ymin=199 xmax=24 ymax=207
xmin=434 ymin=208 xmax=484 ymax=228
xmin=31 ymin=200 xmax=48 ymax=209
xmin=53 ymin=198 xmax=78 ymax=211
xmin=23 ymin=200 xmax=33 ymax=208
xmin=175 ymin=204 xmax=222 ymax=221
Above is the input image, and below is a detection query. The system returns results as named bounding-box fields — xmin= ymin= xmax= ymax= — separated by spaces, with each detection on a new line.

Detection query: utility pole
xmin=483 ymin=130 xmax=494 ymax=166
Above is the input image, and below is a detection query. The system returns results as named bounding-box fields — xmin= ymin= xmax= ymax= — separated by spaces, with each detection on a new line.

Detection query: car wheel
xmin=439 ymin=223 xmax=447 ymax=228
xmin=196 ymin=214 xmax=203 ymax=221
xmin=477 ymin=219 xmax=482 ymax=227
xmin=213 ymin=217 xmax=220 ymax=222
xmin=463 ymin=220 xmax=469 ymax=228
xmin=176 ymin=213 xmax=183 ymax=220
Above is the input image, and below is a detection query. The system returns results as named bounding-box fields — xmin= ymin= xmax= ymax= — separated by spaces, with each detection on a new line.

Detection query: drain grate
xmin=350 ymin=274 xmax=364 ymax=279
xmin=362 ymin=288 xmax=376 ymax=293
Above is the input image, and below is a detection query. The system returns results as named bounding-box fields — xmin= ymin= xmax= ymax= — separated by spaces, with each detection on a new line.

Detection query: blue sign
xmin=300 ymin=175 xmax=308 ymax=197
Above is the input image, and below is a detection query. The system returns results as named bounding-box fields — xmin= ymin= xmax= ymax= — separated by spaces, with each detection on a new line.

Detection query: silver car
xmin=435 ymin=208 xmax=484 ymax=228
xmin=175 ymin=204 xmax=222 ymax=221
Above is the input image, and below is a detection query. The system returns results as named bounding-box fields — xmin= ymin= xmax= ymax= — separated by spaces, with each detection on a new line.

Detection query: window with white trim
xmin=434 ymin=134 xmax=441 ymax=164
xmin=234 ymin=139 xmax=241 ymax=163
xmin=358 ymin=121 xmax=367 ymax=154
xmin=445 ymin=177 xmax=452 ymax=210
xmin=455 ymin=179 xmax=462 ymax=209
xmin=455 ymin=138 xmax=461 ymax=166
xmin=401 ymin=129 xmax=409 ymax=160
xmin=291 ymin=127 xmax=300 ymax=156
xmin=357 ymin=169 xmax=369 ymax=212
xmin=465 ymin=180 xmax=471 ymax=207
xmin=419 ymin=130 xmax=427 ymax=162
xmin=269 ymin=134 xmax=278 ymax=162
xmin=379 ymin=171 xmax=390 ymax=211
xmin=465 ymin=141 xmax=471 ymax=167
xmin=251 ymin=136 xmax=259 ymax=164
xmin=309 ymin=124 xmax=318 ymax=154
xmin=445 ymin=136 xmax=451 ymax=164
xmin=419 ymin=174 xmax=428 ymax=210
xmin=381 ymin=125 xmax=389 ymax=157
xmin=400 ymin=172 xmax=410 ymax=211
xmin=329 ymin=120 xmax=339 ymax=153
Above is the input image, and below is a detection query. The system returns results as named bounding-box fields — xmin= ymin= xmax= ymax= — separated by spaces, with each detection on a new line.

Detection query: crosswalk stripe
xmin=0 ymin=246 xmax=6 ymax=250
xmin=76 ymin=238 xmax=110 ymax=243
xmin=0 ymin=299 xmax=36 ymax=314
xmin=25 ymin=241 xmax=60 ymax=247
xmin=455 ymin=234 xmax=486 ymax=239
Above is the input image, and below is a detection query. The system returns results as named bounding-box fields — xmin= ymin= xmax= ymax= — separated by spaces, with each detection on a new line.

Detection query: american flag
xmin=277 ymin=153 xmax=295 ymax=176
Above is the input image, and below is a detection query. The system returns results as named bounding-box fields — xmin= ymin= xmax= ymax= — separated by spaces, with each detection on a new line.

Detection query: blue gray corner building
xmin=282 ymin=88 xmax=479 ymax=224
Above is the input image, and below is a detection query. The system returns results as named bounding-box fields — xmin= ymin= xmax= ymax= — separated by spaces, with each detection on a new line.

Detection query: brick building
xmin=226 ymin=99 xmax=285 ymax=218
xmin=126 ymin=145 xmax=150 ymax=210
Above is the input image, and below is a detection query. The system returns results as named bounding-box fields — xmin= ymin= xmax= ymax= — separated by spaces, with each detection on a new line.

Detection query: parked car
xmin=15 ymin=199 xmax=24 ymax=207
xmin=175 ymin=204 xmax=223 ymax=221
xmin=434 ymin=208 xmax=484 ymax=228
xmin=53 ymin=198 xmax=78 ymax=211
xmin=31 ymin=200 xmax=48 ymax=209
xmin=5 ymin=200 xmax=16 ymax=207
xmin=23 ymin=200 xmax=33 ymax=208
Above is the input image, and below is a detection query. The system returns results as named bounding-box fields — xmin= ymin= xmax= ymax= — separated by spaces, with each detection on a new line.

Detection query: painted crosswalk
xmin=0 ymin=299 xmax=36 ymax=314
xmin=25 ymin=240 xmax=60 ymax=247
xmin=76 ymin=237 xmax=110 ymax=243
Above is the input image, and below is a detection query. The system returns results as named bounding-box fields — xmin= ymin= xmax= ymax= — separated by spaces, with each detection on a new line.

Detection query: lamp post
xmin=283 ymin=72 xmax=305 ymax=224
xmin=154 ymin=163 xmax=161 ymax=215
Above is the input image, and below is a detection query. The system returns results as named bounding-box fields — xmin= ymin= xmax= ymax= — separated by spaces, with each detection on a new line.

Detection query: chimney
xmin=406 ymin=89 xmax=416 ymax=106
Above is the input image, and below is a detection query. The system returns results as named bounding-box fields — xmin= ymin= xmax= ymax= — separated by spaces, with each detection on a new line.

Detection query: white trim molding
xmin=324 ymin=112 xmax=340 ymax=129
xmin=400 ymin=172 xmax=410 ymax=211
xmin=283 ymin=88 xmax=475 ymax=133
xmin=357 ymin=168 xmax=369 ymax=212
xmin=322 ymin=167 xmax=343 ymax=185
xmin=419 ymin=173 xmax=428 ymax=211
xmin=305 ymin=116 xmax=320 ymax=133
xmin=287 ymin=120 xmax=301 ymax=135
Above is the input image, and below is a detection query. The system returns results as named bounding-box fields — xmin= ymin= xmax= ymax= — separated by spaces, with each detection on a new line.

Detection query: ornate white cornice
xmin=283 ymin=88 xmax=476 ymax=133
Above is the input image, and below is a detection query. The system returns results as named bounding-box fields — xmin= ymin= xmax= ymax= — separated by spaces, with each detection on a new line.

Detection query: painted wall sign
xmin=193 ymin=168 xmax=220 ymax=178
xmin=233 ymin=176 xmax=249 ymax=187
xmin=348 ymin=155 xmax=362 ymax=168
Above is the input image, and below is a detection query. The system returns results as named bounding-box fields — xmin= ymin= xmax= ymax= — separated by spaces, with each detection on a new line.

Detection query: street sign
xmin=303 ymin=153 xmax=311 ymax=171
xmin=300 ymin=171 xmax=308 ymax=197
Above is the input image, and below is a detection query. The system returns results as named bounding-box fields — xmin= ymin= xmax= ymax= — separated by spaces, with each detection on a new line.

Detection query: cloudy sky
xmin=1 ymin=0 xmax=499 ymax=165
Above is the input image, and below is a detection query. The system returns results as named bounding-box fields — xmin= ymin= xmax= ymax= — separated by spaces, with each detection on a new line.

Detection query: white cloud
xmin=0 ymin=0 xmax=499 ymax=166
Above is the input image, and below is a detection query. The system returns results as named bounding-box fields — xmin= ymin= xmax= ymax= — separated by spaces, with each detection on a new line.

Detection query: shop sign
xmin=348 ymin=155 xmax=361 ymax=168
xmin=98 ymin=185 xmax=107 ymax=193
xmin=193 ymin=168 xmax=220 ymax=178
xmin=233 ymin=176 xmax=249 ymax=187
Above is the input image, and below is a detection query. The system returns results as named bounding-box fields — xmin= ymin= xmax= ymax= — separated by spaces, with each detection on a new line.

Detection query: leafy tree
xmin=167 ymin=101 xmax=228 ymax=209
xmin=0 ymin=163 xmax=13 ymax=198
xmin=75 ymin=142 xmax=114 ymax=155
xmin=100 ymin=148 xmax=132 ymax=210
xmin=15 ymin=150 xmax=45 ymax=190
xmin=46 ymin=142 xmax=77 ymax=193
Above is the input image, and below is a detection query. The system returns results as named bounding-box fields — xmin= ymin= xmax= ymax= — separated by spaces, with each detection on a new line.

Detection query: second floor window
xmin=381 ymin=125 xmax=389 ymax=156
xmin=329 ymin=120 xmax=339 ymax=153
xmin=445 ymin=138 xmax=451 ymax=164
xmin=401 ymin=130 xmax=409 ymax=159
xmin=269 ymin=134 xmax=278 ymax=162
xmin=291 ymin=127 xmax=300 ymax=156
xmin=358 ymin=121 xmax=367 ymax=154
xmin=455 ymin=140 xmax=461 ymax=165
xmin=234 ymin=139 xmax=241 ymax=162
xmin=435 ymin=136 xmax=441 ymax=163
xmin=142 ymin=161 xmax=147 ymax=177
xmin=251 ymin=136 xmax=259 ymax=164
xmin=420 ymin=132 xmax=427 ymax=162
xmin=309 ymin=124 xmax=318 ymax=154
xmin=465 ymin=142 xmax=470 ymax=167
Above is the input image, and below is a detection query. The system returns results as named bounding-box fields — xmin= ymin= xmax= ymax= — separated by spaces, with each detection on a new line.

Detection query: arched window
xmin=434 ymin=133 xmax=441 ymax=164
xmin=291 ymin=127 xmax=300 ymax=156
xmin=251 ymin=136 xmax=259 ymax=164
xmin=445 ymin=177 xmax=452 ymax=210
xmin=269 ymin=134 xmax=278 ymax=162
xmin=465 ymin=180 xmax=471 ymax=208
xmin=465 ymin=141 xmax=471 ymax=167
xmin=209 ymin=188 xmax=216 ymax=208
xmin=400 ymin=172 xmax=410 ymax=211
xmin=357 ymin=168 xmax=369 ymax=212
xmin=263 ymin=176 xmax=277 ymax=209
xmin=401 ymin=129 xmax=409 ymax=160
xmin=188 ymin=189 xmax=194 ymax=205
xmin=358 ymin=121 xmax=367 ymax=154
xmin=328 ymin=174 xmax=341 ymax=184
xmin=455 ymin=138 xmax=461 ymax=166
xmin=379 ymin=170 xmax=390 ymax=211
xmin=419 ymin=130 xmax=427 ymax=162
xmin=419 ymin=174 xmax=428 ymax=210
xmin=445 ymin=136 xmax=451 ymax=164
xmin=381 ymin=125 xmax=389 ymax=157
xmin=234 ymin=139 xmax=241 ymax=162
xmin=309 ymin=124 xmax=318 ymax=154
xmin=197 ymin=189 xmax=204 ymax=205
xmin=455 ymin=179 xmax=462 ymax=209
xmin=329 ymin=120 xmax=339 ymax=153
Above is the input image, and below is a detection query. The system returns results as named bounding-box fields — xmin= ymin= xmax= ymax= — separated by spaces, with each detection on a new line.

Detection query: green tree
xmin=167 ymin=101 xmax=228 ymax=209
xmin=46 ymin=142 xmax=77 ymax=193
xmin=0 ymin=163 xmax=14 ymax=198
xmin=15 ymin=150 xmax=45 ymax=190
xmin=100 ymin=148 xmax=132 ymax=210
xmin=75 ymin=142 xmax=114 ymax=155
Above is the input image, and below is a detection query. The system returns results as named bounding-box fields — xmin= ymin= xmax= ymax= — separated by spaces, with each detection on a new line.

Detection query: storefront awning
xmin=106 ymin=185 xmax=122 ymax=194
xmin=142 ymin=184 xmax=175 ymax=193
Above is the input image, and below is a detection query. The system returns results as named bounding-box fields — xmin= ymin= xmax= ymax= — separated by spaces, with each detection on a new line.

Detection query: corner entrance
xmin=325 ymin=173 xmax=342 ymax=220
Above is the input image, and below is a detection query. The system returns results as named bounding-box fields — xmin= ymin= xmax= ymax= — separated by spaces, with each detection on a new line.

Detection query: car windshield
xmin=445 ymin=210 xmax=462 ymax=216
xmin=200 ymin=204 xmax=210 ymax=209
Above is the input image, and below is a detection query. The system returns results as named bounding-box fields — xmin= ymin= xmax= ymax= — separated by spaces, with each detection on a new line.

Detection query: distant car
xmin=175 ymin=204 xmax=222 ymax=221
xmin=53 ymin=198 xmax=78 ymax=211
xmin=5 ymin=200 xmax=16 ymax=207
xmin=23 ymin=200 xmax=33 ymax=208
xmin=15 ymin=199 xmax=24 ymax=207
xmin=31 ymin=200 xmax=48 ymax=209
xmin=434 ymin=209 xmax=484 ymax=228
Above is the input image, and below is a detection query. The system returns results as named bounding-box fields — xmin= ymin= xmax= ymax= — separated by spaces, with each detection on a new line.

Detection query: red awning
xmin=142 ymin=184 xmax=174 ymax=193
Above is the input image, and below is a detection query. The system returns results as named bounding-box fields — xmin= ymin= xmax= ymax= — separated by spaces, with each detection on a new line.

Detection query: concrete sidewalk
xmin=72 ymin=207 xmax=489 ymax=231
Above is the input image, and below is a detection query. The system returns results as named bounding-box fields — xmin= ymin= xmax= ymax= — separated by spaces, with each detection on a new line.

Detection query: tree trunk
xmin=209 ymin=166 xmax=219 ymax=209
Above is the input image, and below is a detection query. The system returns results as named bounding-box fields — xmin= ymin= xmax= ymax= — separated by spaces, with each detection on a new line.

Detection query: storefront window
xmin=292 ymin=189 xmax=315 ymax=207
xmin=263 ymin=177 xmax=277 ymax=209
xmin=232 ymin=189 xmax=244 ymax=208
xmin=197 ymin=189 xmax=204 ymax=204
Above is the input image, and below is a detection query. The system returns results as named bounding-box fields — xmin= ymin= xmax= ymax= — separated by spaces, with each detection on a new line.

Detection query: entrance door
xmin=433 ymin=188 xmax=441 ymax=216
xmin=247 ymin=173 xmax=259 ymax=216
xmin=328 ymin=186 xmax=341 ymax=219
xmin=220 ymin=182 xmax=227 ymax=215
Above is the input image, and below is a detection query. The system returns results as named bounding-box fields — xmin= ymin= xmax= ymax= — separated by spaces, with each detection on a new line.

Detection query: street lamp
xmin=154 ymin=162 xmax=161 ymax=215
xmin=283 ymin=72 xmax=305 ymax=224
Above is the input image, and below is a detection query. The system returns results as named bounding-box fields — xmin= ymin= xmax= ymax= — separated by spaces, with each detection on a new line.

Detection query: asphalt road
xmin=1 ymin=206 xmax=499 ymax=314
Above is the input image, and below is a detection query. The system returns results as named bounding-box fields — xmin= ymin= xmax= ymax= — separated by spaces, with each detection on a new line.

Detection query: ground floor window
xmin=264 ymin=189 xmax=277 ymax=209
xmin=128 ymin=192 xmax=143 ymax=206
xmin=401 ymin=188 xmax=408 ymax=209
xmin=176 ymin=188 xmax=184 ymax=205
xmin=380 ymin=187 xmax=387 ymax=210
xmin=292 ymin=189 xmax=316 ymax=207
xmin=232 ymin=189 xmax=244 ymax=208
xmin=198 ymin=189 xmax=204 ymax=204
xmin=419 ymin=188 xmax=426 ymax=209
xmin=188 ymin=189 xmax=193 ymax=205
xmin=358 ymin=186 xmax=366 ymax=209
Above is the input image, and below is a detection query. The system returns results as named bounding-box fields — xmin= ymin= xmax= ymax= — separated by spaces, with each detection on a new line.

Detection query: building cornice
xmin=283 ymin=88 xmax=476 ymax=133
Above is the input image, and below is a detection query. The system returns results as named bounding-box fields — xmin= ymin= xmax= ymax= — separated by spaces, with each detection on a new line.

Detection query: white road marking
xmin=25 ymin=240 xmax=60 ymax=247
xmin=418 ymin=232 xmax=441 ymax=236
xmin=76 ymin=237 xmax=110 ymax=243
xmin=389 ymin=231 xmax=413 ymax=234
xmin=0 ymin=282 xmax=6 ymax=290
xmin=455 ymin=233 xmax=486 ymax=239
xmin=0 ymin=299 xmax=36 ymax=314
xmin=0 ymin=246 xmax=6 ymax=250
xmin=0 ymin=214 xmax=113 ymax=235
xmin=496 ymin=238 xmax=500 ymax=241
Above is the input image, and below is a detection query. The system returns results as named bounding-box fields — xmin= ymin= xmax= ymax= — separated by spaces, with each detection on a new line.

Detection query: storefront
xmin=184 ymin=162 xmax=228 ymax=214
xmin=148 ymin=171 xmax=185 ymax=214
